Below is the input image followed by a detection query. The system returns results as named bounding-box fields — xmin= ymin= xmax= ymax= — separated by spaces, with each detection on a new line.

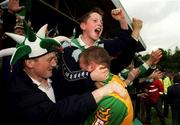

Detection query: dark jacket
xmin=167 ymin=83 xmax=180 ymax=110
xmin=5 ymin=69 xmax=97 ymax=125
xmin=2 ymin=9 xmax=17 ymax=48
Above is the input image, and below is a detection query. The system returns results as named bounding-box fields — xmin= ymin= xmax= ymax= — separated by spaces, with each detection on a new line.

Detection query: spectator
xmin=162 ymin=70 xmax=173 ymax=117
xmin=1 ymin=0 xmax=25 ymax=83
xmin=2 ymin=15 xmax=24 ymax=81
xmin=121 ymin=49 xmax=162 ymax=86
xmin=14 ymin=16 xmax=24 ymax=35
xmin=119 ymin=49 xmax=162 ymax=120
xmin=143 ymin=69 xmax=165 ymax=125
xmin=167 ymin=72 xmax=180 ymax=125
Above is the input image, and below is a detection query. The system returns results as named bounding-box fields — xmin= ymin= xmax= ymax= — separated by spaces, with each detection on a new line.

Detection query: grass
xmin=137 ymin=101 xmax=172 ymax=125
xmin=151 ymin=107 xmax=172 ymax=125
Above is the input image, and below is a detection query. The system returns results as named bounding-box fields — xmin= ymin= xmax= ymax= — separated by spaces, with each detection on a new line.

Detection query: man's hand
xmin=8 ymin=0 xmax=25 ymax=14
xmin=137 ymin=93 xmax=149 ymax=99
xmin=149 ymin=69 xmax=164 ymax=79
xmin=146 ymin=49 xmax=162 ymax=66
xmin=109 ymin=81 xmax=127 ymax=98
xmin=90 ymin=65 xmax=109 ymax=82
xmin=131 ymin=18 xmax=143 ymax=41
xmin=92 ymin=81 xmax=127 ymax=103
xmin=111 ymin=8 xmax=128 ymax=30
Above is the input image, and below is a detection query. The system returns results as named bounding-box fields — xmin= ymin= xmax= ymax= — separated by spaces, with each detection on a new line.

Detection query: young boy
xmin=79 ymin=46 xmax=133 ymax=125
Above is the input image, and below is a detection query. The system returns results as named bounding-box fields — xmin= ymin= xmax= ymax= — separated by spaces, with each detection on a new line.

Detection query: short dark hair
xmin=80 ymin=46 xmax=111 ymax=69
xmin=79 ymin=8 xmax=104 ymax=23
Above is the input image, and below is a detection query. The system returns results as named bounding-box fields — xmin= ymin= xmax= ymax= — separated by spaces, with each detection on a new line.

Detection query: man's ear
xmin=24 ymin=59 xmax=34 ymax=68
xmin=80 ymin=22 xmax=86 ymax=30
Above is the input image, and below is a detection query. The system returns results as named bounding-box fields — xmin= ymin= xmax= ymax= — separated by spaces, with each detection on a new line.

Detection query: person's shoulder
xmin=62 ymin=38 xmax=80 ymax=51
xmin=168 ymin=83 xmax=179 ymax=91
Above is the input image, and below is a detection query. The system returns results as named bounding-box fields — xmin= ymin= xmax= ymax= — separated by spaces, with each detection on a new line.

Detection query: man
xmin=167 ymin=72 xmax=180 ymax=125
xmin=14 ymin=16 xmax=24 ymax=35
xmin=2 ymin=0 xmax=24 ymax=49
xmin=119 ymin=49 xmax=162 ymax=120
xmin=1 ymin=0 xmax=25 ymax=83
xmin=61 ymin=7 xmax=143 ymax=96
xmin=121 ymin=49 xmax=162 ymax=86
xmin=143 ymin=70 xmax=165 ymax=125
xmin=2 ymin=15 xmax=24 ymax=82
xmin=162 ymin=71 xmax=173 ymax=117
xmin=1 ymin=22 xmax=127 ymax=125
xmin=79 ymin=46 xmax=133 ymax=125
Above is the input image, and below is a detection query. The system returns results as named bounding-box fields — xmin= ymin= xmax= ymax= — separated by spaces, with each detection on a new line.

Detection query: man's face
xmin=14 ymin=27 xmax=24 ymax=35
xmin=81 ymin=12 xmax=103 ymax=42
xmin=29 ymin=52 xmax=57 ymax=79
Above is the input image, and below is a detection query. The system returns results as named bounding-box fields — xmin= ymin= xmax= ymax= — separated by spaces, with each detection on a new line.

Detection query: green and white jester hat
xmin=0 ymin=21 xmax=71 ymax=65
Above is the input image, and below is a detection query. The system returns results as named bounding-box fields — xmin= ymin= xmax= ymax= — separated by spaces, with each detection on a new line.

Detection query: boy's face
xmin=80 ymin=12 xmax=103 ymax=42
